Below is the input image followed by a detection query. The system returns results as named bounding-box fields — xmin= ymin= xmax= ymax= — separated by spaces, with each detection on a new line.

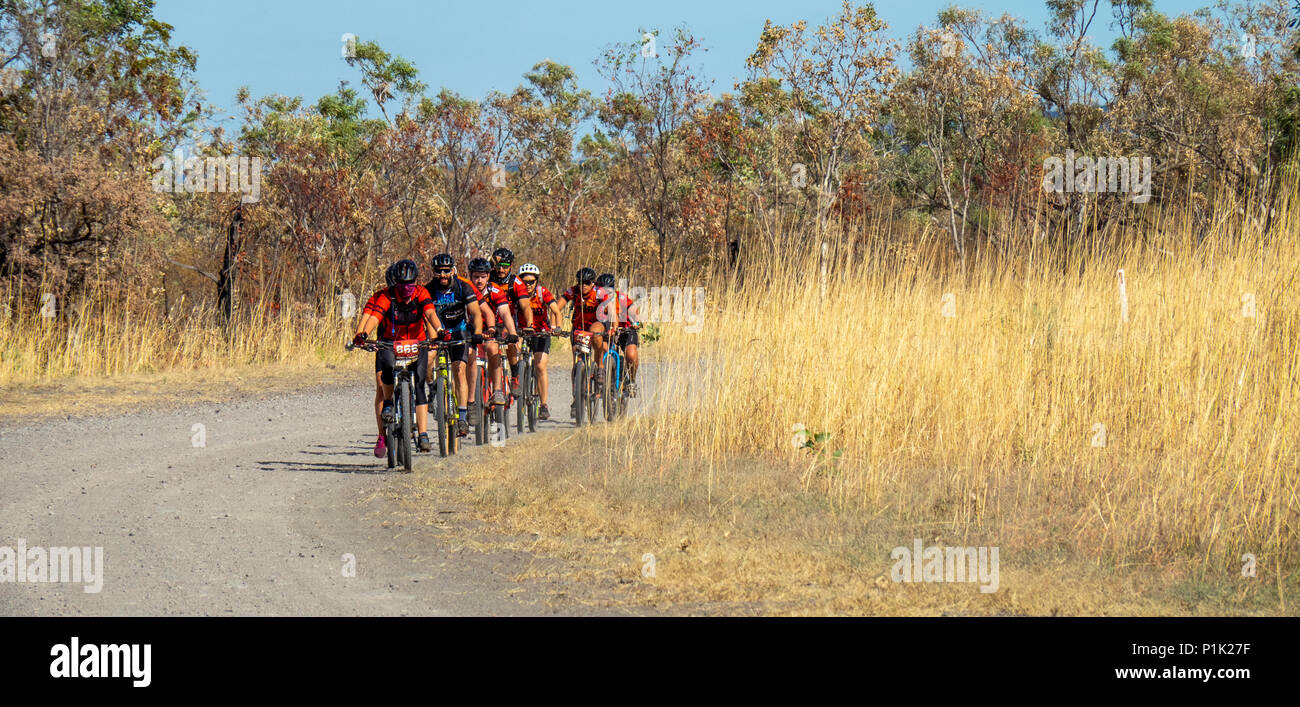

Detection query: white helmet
xmin=518 ymin=263 xmax=540 ymax=276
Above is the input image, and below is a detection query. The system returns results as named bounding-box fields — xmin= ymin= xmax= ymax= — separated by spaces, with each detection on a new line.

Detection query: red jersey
xmin=527 ymin=285 xmax=557 ymax=331
xmin=490 ymin=273 xmax=531 ymax=325
xmin=607 ymin=291 xmax=635 ymax=326
xmin=363 ymin=286 xmax=436 ymax=341
xmin=561 ymin=285 xmax=611 ymax=331
xmin=481 ymin=282 xmax=512 ymax=330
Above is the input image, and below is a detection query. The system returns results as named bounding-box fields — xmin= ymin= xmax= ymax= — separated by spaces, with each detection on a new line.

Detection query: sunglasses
xmin=521 ymin=277 xmax=537 ymax=285
xmin=435 ymin=268 xmax=453 ymax=275
xmin=495 ymin=262 xmax=511 ymax=268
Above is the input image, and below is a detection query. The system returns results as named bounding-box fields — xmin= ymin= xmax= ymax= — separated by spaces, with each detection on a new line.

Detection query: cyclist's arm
xmin=514 ymin=283 xmax=534 ymax=329
xmin=354 ymin=312 xmax=381 ymax=339
xmin=625 ymin=301 xmax=642 ymax=326
xmin=422 ymin=308 xmax=443 ymax=338
xmin=467 ymin=296 xmax=484 ymax=335
xmin=547 ymin=301 xmax=563 ymax=328
xmin=497 ymin=304 xmax=517 ymax=337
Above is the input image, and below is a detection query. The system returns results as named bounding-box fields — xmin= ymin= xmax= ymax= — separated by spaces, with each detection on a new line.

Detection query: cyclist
xmin=424 ymin=252 xmax=484 ymax=437
xmin=488 ymin=247 xmax=535 ymax=397
xmin=351 ymin=259 xmax=443 ymax=456
xmin=518 ymin=263 xmax=563 ymax=419
xmin=467 ymin=257 xmax=520 ymax=410
xmin=558 ymin=266 xmax=617 ymax=418
xmin=596 ymin=273 xmax=642 ymax=398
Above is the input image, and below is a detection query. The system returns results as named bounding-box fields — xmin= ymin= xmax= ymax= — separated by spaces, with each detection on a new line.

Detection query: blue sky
xmin=154 ymin=0 xmax=1217 ymax=126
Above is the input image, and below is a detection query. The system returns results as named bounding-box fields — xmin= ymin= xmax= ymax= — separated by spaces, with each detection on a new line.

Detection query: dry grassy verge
xmin=411 ymin=421 xmax=1289 ymax=615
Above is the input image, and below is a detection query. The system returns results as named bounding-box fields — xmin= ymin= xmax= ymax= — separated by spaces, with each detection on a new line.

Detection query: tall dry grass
xmin=613 ymin=189 xmax=1299 ymax=582
xmin=0 ymin=284 xmax=357 ymax=386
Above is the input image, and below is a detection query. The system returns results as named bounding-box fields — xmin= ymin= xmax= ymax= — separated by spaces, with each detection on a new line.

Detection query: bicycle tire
xmin=603 ymin=353 xmax=618 ymax=422
xmin=474 ymin=365 xmax=486 ymax=446
xmin=584 ymin=357 xmax=596 ymax=424
xmin=395 ymin=379 xmax=410 ymax=473
xmin=525 ymin=360 xmax=538 ymax=432
xmin=515 ymin=362 xmax=525 ymax=434
xmin=446 ymin=369 xmax=459 ymax=456
xmin=433 ymin=374 xmax=448 ymax=457
xmin=572 ymin=359 xmax=585 ymax=427
xmin=393 ymin=389 xmax=406 ymax=469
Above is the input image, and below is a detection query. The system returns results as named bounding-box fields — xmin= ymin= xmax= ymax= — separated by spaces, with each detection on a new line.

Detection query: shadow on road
xmin=257 ymin=457 xmax=387 ymax=475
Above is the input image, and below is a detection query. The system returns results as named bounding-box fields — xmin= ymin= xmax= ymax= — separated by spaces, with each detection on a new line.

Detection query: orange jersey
xmin=525 ymin=285 xmax=557 ymax=331
xmin=362 ymin=286 xmax=436 ymax=341
xmin=561 ymin=285 xmax=611 ymax=331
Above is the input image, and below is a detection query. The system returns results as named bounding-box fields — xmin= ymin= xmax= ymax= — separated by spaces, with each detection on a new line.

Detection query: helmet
xmin=518 ymin=263 xmax=540 ymax=277
xmin=492 ymin=247 xmax=514 ymax=264
xmin=384 ymin=262 xmax=398 ymax=287
xmin=430 ymin=253 xmax=455 ymax=270
xmin=390 ymin=259 xmax=419 ymax=285
xmin=468 ymin=257 xmax=491 ymax=273
xmin=596 ymin=273 xmax=615 ymax=288
xmin=576 ymin=267 xmax=596 ymax=284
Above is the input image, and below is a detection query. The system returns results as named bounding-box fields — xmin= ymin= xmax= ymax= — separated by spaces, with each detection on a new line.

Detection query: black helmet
xmin=492 ymin=247 xmax=514 ymax=264
xmin=384 ymin=262 xmax=399 ymax=287
xmin=468 ymin=257 xmax=491 ymax=273
xmin=390 ymin=259 xmax=419 ymax=285
xmin=430 ymin=253 xmax=455 ymax=270
xmin=596 ymin=273 xmax=615 ymax=288
xmin=576 ymin=267 xmax=596 ymax=284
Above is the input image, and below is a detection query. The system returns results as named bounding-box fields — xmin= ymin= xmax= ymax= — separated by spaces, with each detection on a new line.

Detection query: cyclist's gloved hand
xmin=520 ymin=327 xmax=534 ymax=336
xmin=440 ymin=329 xmax=453 ymax=342
xmin=504 ymin=334 xmax=519 ymax=344
xmin=352 ymin=333 xmax=367 ymax=348
xmin=470 ymin=333 xmax=483 ymax=345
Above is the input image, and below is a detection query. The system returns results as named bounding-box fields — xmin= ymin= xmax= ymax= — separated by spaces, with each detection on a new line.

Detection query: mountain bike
xmin=348 ymin=338 xmax=434 ymax=471
xmin=516 ymin=329 xmax=540 ymax=433
xmin=601 ymin=323 xmax=640 ymax=421
xmin=428 ymin=333 xmax=462 ymax=457
xmin=507 ymin=329 xmax=535 ymax=435
xmin=471 ymin=335 xmax=491 ymax=446
xmin=564 ymin=329 xmax=599 ymax=427
xmin=495 ymin=330 xmax=521 ymax=441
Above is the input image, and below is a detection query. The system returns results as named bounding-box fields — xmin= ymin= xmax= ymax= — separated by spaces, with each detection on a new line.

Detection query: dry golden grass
xmin=0 ymin=287 xmax=366 ymax=419
xmin=412 ymin=188 xmax=1299 ymax=615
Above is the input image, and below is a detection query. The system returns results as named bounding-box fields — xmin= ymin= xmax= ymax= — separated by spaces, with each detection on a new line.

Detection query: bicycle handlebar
xmin=347 ymin=338 xmax=441 ymax=353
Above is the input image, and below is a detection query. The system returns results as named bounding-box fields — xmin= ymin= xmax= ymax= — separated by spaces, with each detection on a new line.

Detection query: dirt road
xmin=0 ymin=363 xmax=656 ymax=616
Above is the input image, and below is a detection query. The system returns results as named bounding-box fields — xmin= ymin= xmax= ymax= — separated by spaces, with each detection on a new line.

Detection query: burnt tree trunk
xmin=217 ymin=203 xmax=244 ymax=325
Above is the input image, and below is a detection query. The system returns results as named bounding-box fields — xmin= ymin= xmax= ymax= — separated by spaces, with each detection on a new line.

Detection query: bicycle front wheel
xmin=572 ymin=359 xmax=585 ymax=427
xmin=603 ymin=354 xmax=618 ymax=422
xmin=474 ymin=365 xmax=486 ymax=446
xmin=433 ymin=374 xmax=448 ymax=457
xmin=525 ymin=360 xmax=538 ymax=432
xmin=398 ymin=378 xmax=413 ymax=472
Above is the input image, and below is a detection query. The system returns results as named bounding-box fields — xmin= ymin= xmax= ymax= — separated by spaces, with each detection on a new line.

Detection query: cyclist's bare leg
xmin=416 ymin=404 xmax=427 ymax=434
xmin=373 ymin=371 xmax=387 ymax=434
xmin=486 ymin=340 xmax=503 ymax=394
xmin=451 ymin=360 xmax=468 ymax=414
xmin=590 ymin=322 xmax=608 ymax=362
xmin=466 ymin=351 xmax=478 ymax=406
xmin=534 ymin=352 xmax=549 ymax=405
xmin=624 ymin=344 xmax=639 ymax=382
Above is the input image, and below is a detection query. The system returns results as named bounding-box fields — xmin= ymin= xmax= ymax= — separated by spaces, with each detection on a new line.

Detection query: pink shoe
xmin=373 ymin=435 xmax=387 ymax=458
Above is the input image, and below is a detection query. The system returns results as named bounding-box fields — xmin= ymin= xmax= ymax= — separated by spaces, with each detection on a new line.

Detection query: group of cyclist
xmin=350 ymin=248 xmax=642 ymax=458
